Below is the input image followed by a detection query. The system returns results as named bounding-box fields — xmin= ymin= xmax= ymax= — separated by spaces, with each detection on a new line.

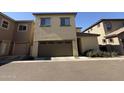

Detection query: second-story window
xmin=105 ymin=22 xmax=112 ymax=31
xmin=40 ymin=18 xmax=51 ymax=27
xmin=18 ymin=24 xmax=27 ymax=32
xmin=1 ymin=20 xmax=9 ymax=29
xmin=60 ymin=18 xmax=70 ymax=26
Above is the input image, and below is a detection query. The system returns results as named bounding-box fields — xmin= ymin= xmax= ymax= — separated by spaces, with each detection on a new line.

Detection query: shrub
xmin=83 ymin=49 xmax=118 ymax=57
xmin=83 ymin=49 xmax=94 ymax=56
xmin=111 ymin=52 xmax=118 ymax=57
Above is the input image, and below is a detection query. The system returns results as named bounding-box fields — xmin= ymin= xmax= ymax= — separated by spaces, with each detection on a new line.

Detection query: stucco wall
xmin=103 ymin=21 xmax=124 ymax=34
xmin=107 ymin=37 xmax=120 ymax=45
xmin=0 ymin=14 xmax=15 ymax=41
xmin=13 ymin=21 xmax=33 ymax=43
xmin=85 ymin=22 xmax=106 ymax=45
xmin=33 ymin=14 xmax=77 ymax=41
xmin=78 ymin=36 xmax=99 ymax=54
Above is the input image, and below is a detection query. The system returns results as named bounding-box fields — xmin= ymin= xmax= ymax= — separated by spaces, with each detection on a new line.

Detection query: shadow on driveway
xmin=0 ymin=56 xmax=34 ymax=66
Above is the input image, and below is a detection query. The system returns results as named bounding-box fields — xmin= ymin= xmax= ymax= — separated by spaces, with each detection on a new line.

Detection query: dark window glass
xmin=102 ymin=39 xmax=106 ymax=43
xmin=106 ymin=22 xmax=112 ymax=30
xmin=60 ymin=18 xmax=70 ymax=26
xmin=2 ymin=21 xmax=9 ymax=29
xmin=109 ymin=38 xmax=114 ymax=43
xmin=18 ymin=25 xmax=27 ymax=31
xmin=40 ymin=18 xmax=50 ymax=26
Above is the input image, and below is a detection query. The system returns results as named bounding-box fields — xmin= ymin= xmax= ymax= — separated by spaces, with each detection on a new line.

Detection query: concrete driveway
xmin=0 ymin=59 xmax=124 ymax=81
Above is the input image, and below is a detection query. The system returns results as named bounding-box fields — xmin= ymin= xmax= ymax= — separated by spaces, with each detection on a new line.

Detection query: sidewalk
xmin=12 ymin=56 xmax=124 ymax=63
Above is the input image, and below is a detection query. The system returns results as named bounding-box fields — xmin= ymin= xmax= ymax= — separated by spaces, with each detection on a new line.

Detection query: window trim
xmin=102 ymin=39 xmax=106 ymax=43
xmin=109 ymin=38 xmax=114 ymax=43
xmin=17 ymin=24 xmax=28 ymax=32
xmin=105 ymin=22 xmax=112 ymax=31
xmin=60 ymin=17 xmax=71 ymax=26
xmin=40 ymin=17 xmax=51 ymax=27
xmin=0 ymin=19 xmax=9 ymax=30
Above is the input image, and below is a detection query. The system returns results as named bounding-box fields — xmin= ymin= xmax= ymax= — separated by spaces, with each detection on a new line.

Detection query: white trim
xmin=17 ymin=24 xmax=28 ymax=32
xmin=0 ymin=18 xmax=9 ymax=30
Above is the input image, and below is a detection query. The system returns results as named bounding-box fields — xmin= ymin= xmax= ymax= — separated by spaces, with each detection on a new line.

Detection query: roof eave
xmin=0 ymin=12 xmax=15 ymax=22
xmin=32 ymin=12 xmax=77 ymax=16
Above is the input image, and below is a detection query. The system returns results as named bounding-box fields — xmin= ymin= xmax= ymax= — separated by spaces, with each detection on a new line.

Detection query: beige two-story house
xmin=83 ymin=19 xmax=124 ymax=54
xmin=31 ymin=13 xmax=79 ymax=57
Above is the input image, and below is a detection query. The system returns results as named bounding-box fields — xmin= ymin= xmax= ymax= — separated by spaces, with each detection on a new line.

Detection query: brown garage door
xmin=13 ymin=43 xmax=29 ymax=55
xmin=38 ymin=41 xmax=73 ymax=57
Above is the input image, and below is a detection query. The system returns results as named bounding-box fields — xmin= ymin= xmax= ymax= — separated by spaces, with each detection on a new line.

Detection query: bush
xmin=83 ymin=49 xmax=118 ymax=57
xmin=111 ymin=52 xmax=118 ymax=57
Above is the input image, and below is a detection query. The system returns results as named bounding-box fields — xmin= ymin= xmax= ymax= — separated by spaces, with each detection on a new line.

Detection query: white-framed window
xmin=105 ymin=22 xmax=112 ymax=31
xmin=102 ymin=39 xmax=106 ymax=43
xmin=1 ymin=19 xmax=9 ymax=30
xmin=60 ymin=17 xmax=70 ymax=26
xmin=40 ymin=18 xmax=51 ymax=27
xmin=18 ymin=24 xmax=28 ymax=32
xmin=109 ymin=38 xmax=114 ymax=43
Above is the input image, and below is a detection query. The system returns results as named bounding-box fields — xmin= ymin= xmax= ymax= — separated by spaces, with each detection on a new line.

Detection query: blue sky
xmin=4 ymin=12 xmax=124 ymax=31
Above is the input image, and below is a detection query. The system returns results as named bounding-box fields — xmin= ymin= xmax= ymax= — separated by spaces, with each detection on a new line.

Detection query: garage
xmin=38 ymin=41 xmax=73 ymax=57
xmin=13 ymin=43 xmax=29 ymax=55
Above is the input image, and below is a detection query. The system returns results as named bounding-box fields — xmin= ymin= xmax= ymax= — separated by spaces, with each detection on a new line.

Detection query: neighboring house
xmin=83 ymin=19 xmax=124 ymax=54
xmin=0 ymin=13 xmax=16 ymax=56
xmin=0 ymin=12 xmax=34 ymax=56
xmin=0 ymin=12 xmax=99 ymax=57
xmin=12 ymin=20 xmax=34 ymax=56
